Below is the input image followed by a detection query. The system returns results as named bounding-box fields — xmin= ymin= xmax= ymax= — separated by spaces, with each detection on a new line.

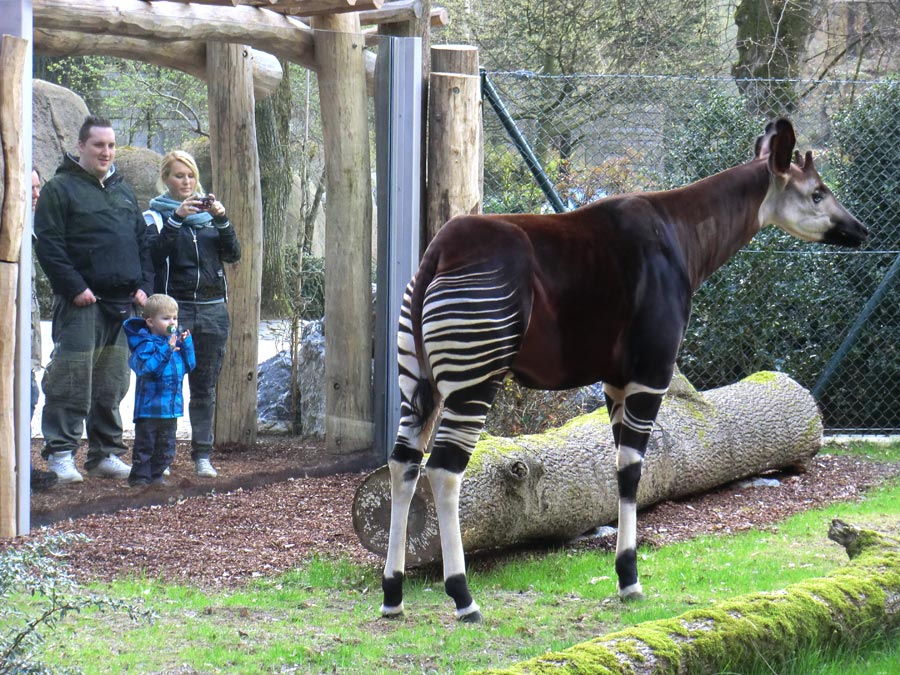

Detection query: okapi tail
xmin=404 ymin=240 xmax=442 ymax=431
xmin=409 ymin=377 xmax=436 ymax=430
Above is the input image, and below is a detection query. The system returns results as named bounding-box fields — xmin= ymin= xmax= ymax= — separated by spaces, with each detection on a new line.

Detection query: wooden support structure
xmin=0 ymin=35 xmax=27 ymax=538
xmin=424 ymin=44 xmax=482 ymax=245
xmin=33 ymin=0 xmax=319 ymax=67
xmin=358 ymin=1 xmax=447 ymax=27
xmin=312 ymin=13 xmax=375 ymax=453
xmin=2 ymin=0 xmax=461 ymax=535
xmin=168 ymin=0 xmax=383 ymax=14
xmin=34 ymin=29 xmax=283 ymax=100
xmin=207 ymin=42 xmax=265 ymax=447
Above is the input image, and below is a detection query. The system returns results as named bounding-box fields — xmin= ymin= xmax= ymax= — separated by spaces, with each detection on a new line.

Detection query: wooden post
xmin=424 ymin=47 xmax=482 ymax=243
xmin=431 ymin=43 xmax=478 ymax=76
xmin=207 ymin=42 xmax=264 ymax=448
xmin=312 ymin=14 xmax=374 ymax=454
xmin=0 ymin=34 xmax=27 ymax=538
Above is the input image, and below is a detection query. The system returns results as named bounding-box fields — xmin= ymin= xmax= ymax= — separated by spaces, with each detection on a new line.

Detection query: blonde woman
xmin=145 ymin=150 xmax=241 ymax=478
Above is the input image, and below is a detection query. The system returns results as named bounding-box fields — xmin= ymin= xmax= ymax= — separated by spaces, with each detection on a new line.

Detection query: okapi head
xmin=756 ymin=118 xmax=868 ymax=247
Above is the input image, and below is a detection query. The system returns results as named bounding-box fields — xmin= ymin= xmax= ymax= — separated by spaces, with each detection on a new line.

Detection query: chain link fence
xmin=481 ymin=72 xmax=900 ymax=433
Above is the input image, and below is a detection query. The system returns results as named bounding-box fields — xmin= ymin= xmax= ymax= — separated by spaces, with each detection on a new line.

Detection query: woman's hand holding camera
xmin=175 ymin=194 xmax=225 ymax=218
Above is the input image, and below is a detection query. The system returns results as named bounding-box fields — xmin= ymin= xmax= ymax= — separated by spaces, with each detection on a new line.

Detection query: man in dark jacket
xmin=35 ymin=115 xmax=154 ymax=483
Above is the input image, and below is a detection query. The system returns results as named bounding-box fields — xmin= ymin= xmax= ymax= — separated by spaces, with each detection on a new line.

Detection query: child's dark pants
xmin=130 ymin=418 xmax=177 ymax=485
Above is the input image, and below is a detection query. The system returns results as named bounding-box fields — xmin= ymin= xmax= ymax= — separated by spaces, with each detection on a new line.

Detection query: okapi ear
xmin=767 ymin=118 xmax=796 ymax=177
xmin=754 ymin=121 xmax=777 ymax=160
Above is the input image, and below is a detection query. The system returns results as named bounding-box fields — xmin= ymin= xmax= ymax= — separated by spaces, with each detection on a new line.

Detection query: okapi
xmin=381 ymin=118 xmax=867 ymax=622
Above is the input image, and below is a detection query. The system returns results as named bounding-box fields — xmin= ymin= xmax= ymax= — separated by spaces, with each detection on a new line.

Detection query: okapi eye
xmin=812 ymin=191 xmax=825 ymax=204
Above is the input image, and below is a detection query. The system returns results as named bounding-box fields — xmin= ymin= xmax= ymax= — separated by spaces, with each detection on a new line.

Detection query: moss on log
xmin=353 ymin=371 xmax=822 ymax=564
xmin=468 ymin=519 xmax=900 ymax=674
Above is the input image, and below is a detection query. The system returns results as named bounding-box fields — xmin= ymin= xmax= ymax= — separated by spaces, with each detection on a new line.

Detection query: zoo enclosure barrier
xmin=480 ymin=71 xmax=900 ymax=433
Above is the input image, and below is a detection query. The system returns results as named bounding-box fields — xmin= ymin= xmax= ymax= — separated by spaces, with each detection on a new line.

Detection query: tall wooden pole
xmin=207 ymin=42 xmax=264 ymax=448
xmin=425 ymin=44 xmax=482 ymax=244
xmin=312 ymin=14 xmax=374 ymax=454
xmin=0 ymin=33 xmax=28 ymax=538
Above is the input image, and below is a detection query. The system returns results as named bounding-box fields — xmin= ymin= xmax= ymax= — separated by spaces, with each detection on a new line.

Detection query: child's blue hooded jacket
xmin=124 ymin=317 xmax=196 ymax=421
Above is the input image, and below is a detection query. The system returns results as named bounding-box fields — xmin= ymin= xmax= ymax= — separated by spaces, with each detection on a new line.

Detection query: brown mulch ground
xmin=16 ymin=438 xmax=900 ymax=590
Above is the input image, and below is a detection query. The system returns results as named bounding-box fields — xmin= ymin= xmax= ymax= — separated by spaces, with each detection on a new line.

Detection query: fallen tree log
xmin=467 ymin=519 xmax=900 ymax=674
xmin=353 ymin=371 xmax=822 ymax=565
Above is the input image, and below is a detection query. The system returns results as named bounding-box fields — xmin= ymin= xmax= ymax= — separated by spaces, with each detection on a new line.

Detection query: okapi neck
xmin=667 ymin=160 xmax=770 ymax=291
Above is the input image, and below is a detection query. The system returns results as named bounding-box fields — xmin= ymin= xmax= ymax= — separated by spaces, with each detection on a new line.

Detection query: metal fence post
xmin=374 ymin=37 xmax=423 ymax=461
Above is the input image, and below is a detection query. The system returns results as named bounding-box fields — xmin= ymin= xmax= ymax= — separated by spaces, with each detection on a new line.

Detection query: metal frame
xmin=374 ymin=36 xmax=422 ymax=461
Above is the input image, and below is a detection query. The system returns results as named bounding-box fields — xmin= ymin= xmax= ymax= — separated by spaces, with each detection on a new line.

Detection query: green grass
xmin=15 ymin=441 xmax=900 ymax=675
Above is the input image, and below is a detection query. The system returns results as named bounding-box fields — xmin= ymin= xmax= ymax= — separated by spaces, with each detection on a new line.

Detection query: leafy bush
xmin=660 ymin=89 xmax=763 ymax=188
xmin=290 ymin=254 xmax=325 ymax=320
xmin=0 ymin=533 xmax=149 ymax=675
xmin=833 ymin=78 xmax=900 ymax=250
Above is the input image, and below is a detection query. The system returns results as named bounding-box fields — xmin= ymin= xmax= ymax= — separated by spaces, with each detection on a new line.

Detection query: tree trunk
xmin=468 ymin=519 xmax=900 ymax=674
xmin=353 ymin=371 xmax=822 ymax=564
xmin=731 ymin=0 xmax=818 ymax=116
xmin=207 ymin=42 xmax=264 ymax=448
xmin=256 ymin=60 xmax=293 ymax=317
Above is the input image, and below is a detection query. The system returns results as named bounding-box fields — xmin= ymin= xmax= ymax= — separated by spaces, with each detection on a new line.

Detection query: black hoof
xmin=459 ymin=609 xmax=483 ymax=623
xmin=619 ymin=589 xmax=645 ymax=602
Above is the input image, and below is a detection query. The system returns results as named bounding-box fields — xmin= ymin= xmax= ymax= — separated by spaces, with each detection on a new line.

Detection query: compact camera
xmin=197 ymin=195 xmax=214 ymax=211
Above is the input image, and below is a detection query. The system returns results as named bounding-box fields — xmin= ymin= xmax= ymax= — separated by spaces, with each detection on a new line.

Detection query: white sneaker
xmin=47 ymin=451 xmax=83 ymax=484
xmin=194 ymin=457 xmax=217 ymax=478
xmin=163 ymin=467 xmax=171 ymax=476
xmin=87 ymin=454 xmax=132 ymax=479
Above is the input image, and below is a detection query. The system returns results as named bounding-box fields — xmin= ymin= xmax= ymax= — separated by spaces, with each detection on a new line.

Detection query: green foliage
xmin=660 ymin=89 xmax=763 ymax=187
xmin=0 ymin=533 xmax=149 ymax=675
xmin=41 ymin=56 xmax=209 ymax=149
xmin=290 ymin=254 xmax=325 ymax=320
xmin=441 ymin=0 xmax=727 ymax=75
xmin=482 ymin=148 xmax=551 ymax=214
xmin=833 ymin=78 xmax=900 ymax=250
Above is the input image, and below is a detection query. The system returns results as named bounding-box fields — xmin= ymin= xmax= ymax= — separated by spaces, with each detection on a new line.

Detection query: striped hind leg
xmin=426 ymin=377 xmax=505 ymax=623
xmin=420 ymin=266 xmax=527 ymax=621
xmin=603 ymin=380 xmax=668 ymax=600
xmin=382 ymin=283 xmax=440 ymax=619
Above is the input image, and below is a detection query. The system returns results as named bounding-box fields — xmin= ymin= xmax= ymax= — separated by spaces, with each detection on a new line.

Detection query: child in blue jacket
xmin=123 ymin=294 xmax=196 ymax=486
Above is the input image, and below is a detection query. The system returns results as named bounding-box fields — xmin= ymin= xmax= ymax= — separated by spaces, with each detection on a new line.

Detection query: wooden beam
xmin=207 ymin=42 xmax=265 ymax=448
xmin=357 ymin=2 xmax=448 ymax=27
xmin=34 ymin=0 xmax=317 ymax=67
xmin=0 ymin=35 xmax=27 ymax=540
xmin=312 ymin=13 xmax=374 ymax=454
xmin=425 ymin=71 xmax=482 ymax=242
xmin=34 ymin=29 xmax=283 ymax=100
xmin=33 ymin=0 xmax=377 ymax=92
xmin=148 ymin=0 xmax=383 ymax=15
